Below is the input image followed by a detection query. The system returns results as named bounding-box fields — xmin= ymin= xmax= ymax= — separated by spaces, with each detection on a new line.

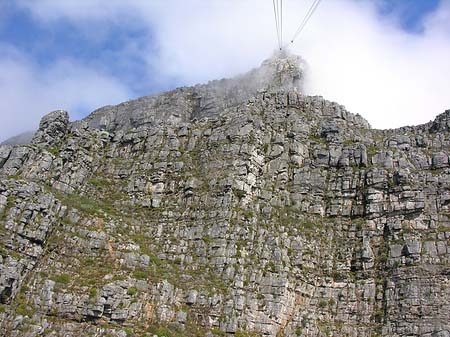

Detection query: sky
xmin=0 ymin=0 xmax=449 ymax=141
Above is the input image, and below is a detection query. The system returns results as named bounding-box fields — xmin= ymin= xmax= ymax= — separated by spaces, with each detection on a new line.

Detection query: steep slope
xmin=0 ymin=54 xmax=449 ymax=337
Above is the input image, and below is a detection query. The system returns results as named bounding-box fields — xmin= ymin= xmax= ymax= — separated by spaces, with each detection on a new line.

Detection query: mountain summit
xmin=81 ymin=53 xmax=307 ymax=132
xmin=0 ymin=54 xmax=449 ymax=337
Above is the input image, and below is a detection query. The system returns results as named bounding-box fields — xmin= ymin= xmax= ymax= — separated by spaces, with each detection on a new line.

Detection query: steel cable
xmin=291 ymin=0 xmax=322 ymax=43
xmin=273 ymin=0 xmax=281 ymax=49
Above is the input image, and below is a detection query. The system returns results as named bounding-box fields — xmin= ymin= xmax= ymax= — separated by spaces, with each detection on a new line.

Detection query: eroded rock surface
xmin=0 ymin=54 xmax=449 ymax=337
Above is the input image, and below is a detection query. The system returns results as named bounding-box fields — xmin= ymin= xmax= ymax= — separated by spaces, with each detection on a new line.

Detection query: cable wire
xmin=291 ymin=0 xmax=322 ymax=43
xmin=273 ymin=0 xmax=281 ymax=49
xmin=277 ymin=0 xmax=282 ymax=49
xmin=280 ymin=0 xmax=283 ymax=48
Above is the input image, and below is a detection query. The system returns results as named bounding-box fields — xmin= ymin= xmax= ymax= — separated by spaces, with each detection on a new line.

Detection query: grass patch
xmin=47 ymin=146 xmax=60 ymax=156
xmin=232 ymin=188 xmax=246 ymax=199
xmin=127 ymin=286 xmax=138 ymax=296
xmin=56 ymin=191 xmax=121 ymax=218
xmin=133 ymin=269 xmax=150 ymax=280
xmin=88 ymin=177 xmax=110 ymax=188
xmin=89 ymin=288 xmax=97 ymax=299
xmin=235 ymin=329 xmax=260 ymax=337
xmin=52 ymin=274 xmax=71 ymax=284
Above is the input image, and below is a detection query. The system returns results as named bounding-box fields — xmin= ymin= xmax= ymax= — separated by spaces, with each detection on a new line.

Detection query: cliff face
xmin=0 ymin=54 xmax=449 ymax=337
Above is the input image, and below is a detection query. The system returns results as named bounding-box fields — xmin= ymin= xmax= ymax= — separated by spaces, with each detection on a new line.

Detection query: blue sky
xmin=377 ymin=0 xmax=440 ymax=32
xmin=0 ymin=2 xmax=161 ymax=95
xmin=0 ymin=0 xmax=449 ymax=141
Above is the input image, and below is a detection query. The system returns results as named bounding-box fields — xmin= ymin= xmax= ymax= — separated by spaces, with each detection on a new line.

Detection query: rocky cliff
xmin=0 ymin=53 xmax=449 ymax=337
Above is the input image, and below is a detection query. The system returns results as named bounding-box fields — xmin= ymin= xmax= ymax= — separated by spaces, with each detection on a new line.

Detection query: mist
xmin=145 ymin=0 xmax=450 ymax=129
xmin=2 ymin=0 xmax=450 ymax=141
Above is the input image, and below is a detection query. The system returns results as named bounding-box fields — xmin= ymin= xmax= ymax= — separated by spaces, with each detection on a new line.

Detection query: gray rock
xmin=0 ymin=53 xmax=449 ymax=337
xmin=32 ymin=110 xmax=69 ymax=146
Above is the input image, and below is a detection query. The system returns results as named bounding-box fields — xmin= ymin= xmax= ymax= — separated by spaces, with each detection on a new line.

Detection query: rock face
xmin=0 ymin=54 xmax=449 ymax=337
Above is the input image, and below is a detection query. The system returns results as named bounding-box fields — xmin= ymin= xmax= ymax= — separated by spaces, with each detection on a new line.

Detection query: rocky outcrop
xmin=32 ymin=110 xmax=69 ymax=147
xmin=0 ymin=54 xmax=449 ymax=337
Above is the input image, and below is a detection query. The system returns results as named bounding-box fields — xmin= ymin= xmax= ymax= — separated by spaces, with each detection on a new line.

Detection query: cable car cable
xmin=273 ymin=0 xmax=281 ymax=49
xmin=280 ymin=0 xmax=283 ymax=48
xmin=291 ymin=0 xmax=322 ymax=43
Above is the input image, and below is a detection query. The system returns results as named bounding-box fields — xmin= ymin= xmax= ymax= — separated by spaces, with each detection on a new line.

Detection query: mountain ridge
xmin=0 ymin=53 xmax=449 ymax=337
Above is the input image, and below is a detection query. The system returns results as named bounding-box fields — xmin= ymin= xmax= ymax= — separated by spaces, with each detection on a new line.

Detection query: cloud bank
xmin=0 ymin=44 xmax=131 ymax=141
xmin=2 ymin=0 xmax=450 ymax=141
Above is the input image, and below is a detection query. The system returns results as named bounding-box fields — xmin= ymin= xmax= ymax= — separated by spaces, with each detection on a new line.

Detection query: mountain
xmin=0 ymin=53 xmax=449 ymax=337
xmin=1 ymin=131 xmax=35 ymax=146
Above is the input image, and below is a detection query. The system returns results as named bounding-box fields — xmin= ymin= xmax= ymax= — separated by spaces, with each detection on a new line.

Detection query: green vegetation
xmin=308 ymin=132 xmax=327 ymax=144
xmin=367 ymin=145 xmax=378 ymax=157
xmin=52 ymin=274 xmax=71 ymax=284
xmin=47 ymin=146 xmax=60 ymax=156
xmin=133 ymin=269 xmax=150 ymax=280
xmin=89 ymin=288 xmax=97 ymax=299
xmin=88 ymin=177 xmax=111 ymax=188
xmin=16 ymin=303 xmax=35 ymax=317
xmin=54 ymin=182 xmax=129 ymax=219
xmin=145 ymin=323 xmax=199 ymax=337
xmin=233 ymin=188 xmax=247 ymax=199
xmin=266 ymin=261 xmax=277 ymax=271
xmin=318 ymin=299 xmax=328 ymax=308
xmin=149 ymin=327 xmax=174 ymax=337
xmin=373 ymin=308 xmax=384 ymax=322
xmin=14 ymin=292 xmax=35 ymax=317
xmin=7 ymin=173 xmax=22 ymax=180
xmin=235 ymin=329 xmax=259 ymax=337
xmin=124 ymin=327 xmax=134 ymax=337
xmin=202 ymin=235 xmax=212 ymax=244
xmin=0 ymin=197 xmax=15 ymax=223
xmin=299 ymin=219 xmax=315 ymax=231
xmin=73 ymin=255 xmax=115 ymax=288
xmin=353 ymin=218 xmax=364 ymax=231
xmin=127 ymin=286 xmax=138 ymax=296
xmin=210 ymin=328 xmax=226 ymax=336
xmin=343 ymin=139 xmax=356 ymax=146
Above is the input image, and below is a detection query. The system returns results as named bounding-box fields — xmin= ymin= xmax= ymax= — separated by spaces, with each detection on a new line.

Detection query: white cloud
xmin=143 ymin=0 xmax=450 ymax=129
xmin=8 ymin=0 xmax=450 ymax=133
xmin=0 ymin=44 xmax=131 ymax=141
